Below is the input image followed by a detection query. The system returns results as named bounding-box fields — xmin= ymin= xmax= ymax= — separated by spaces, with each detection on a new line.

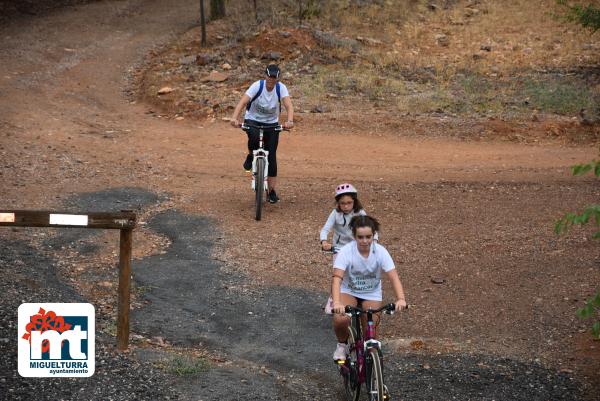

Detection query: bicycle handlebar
xmin=321 ymin=246 xmax=337 ymax=254
xmin=345 ymin=303 xmax=408 ymax=315
xmin=240 ymin=123 xmax=286 ymax=131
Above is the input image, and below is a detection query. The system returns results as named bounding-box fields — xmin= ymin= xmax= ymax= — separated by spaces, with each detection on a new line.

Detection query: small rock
xmin=261 ymin=51 xmax=282 ymax=60
xmin=151 ymin=336 xmax=166 ymax=346
xmin=279 ymin=31 xmax=291 ymax=38
xmin=196 ymin=53 xmax=217 ymax=66
xmin=201 ymin=70 xmax=228 ymax=82
xmin=435 ymin=34 xmax=449 ymax=47
xmin=311 ymin=105 xmax=325 ymax=113
xmin=431 ymin=277 xmax=446 ymax=284
xmin=356 ymin=36 xmax=383 ymax=45
xmin=179 ymin=55 xmax=197 ymax=65
xmin=222 ymin=63 xmax=232 ymax=70
xmin=157 ymin=86 xmax=174 ymax=95
xmin=465 ymin=8 xmax=480 ymax=17
xmin=472 ymin=53 xmax=484 ymax=60
xmin=480 ymin=44 xmax=492 ymax=52
xmin=427 ymin=3 xmax=438 ymax=11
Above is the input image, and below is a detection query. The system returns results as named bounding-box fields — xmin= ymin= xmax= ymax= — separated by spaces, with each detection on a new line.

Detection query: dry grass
xmin=142 ymin=0 xmax=599 ymax=121
xmin=298 ymin=0 xmax=597 ymax=116
xmin=391 ymin=0 xmax=600 ymax=73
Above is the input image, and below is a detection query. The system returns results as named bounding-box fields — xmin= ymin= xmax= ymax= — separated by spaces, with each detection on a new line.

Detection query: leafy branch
xmin=555 ymin=157 xmax=600 ymax=339
xmin=557 ymin=1 xmax=600 ymax=33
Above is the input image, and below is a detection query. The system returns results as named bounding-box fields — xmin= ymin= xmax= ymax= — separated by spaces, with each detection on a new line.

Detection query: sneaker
xmin=268 ymin=189 xmax=279 ymax=204
xmin=243 ymin=154 xmax=252 ymax=171
xmin=333 ymin=342 xmax=348 ymax=361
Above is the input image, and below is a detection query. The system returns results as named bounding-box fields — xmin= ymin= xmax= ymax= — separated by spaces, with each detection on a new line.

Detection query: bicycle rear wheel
xmin=254 ymin=158 xmax=265 ymax=220
xmin=367 ymin=349 xmax=384 ymax=401
xmin=344 ymin=326 xmax=361 ymax=401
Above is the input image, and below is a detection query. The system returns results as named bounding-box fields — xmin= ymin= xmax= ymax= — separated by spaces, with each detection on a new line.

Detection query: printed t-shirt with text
xmin=334 ymin=241 xmax=395 ymax=301
xmin=244 ymin=80 xmax=289 ymax=123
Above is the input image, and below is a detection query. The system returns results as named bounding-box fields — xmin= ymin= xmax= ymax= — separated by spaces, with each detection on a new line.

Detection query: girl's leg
xmin=332 ymin=293 xmax=358 ymax=342
xmin=360 ymin=299 xmax=383 ymax=338
xmin=324 ymin=253 xmax=338 ymax=315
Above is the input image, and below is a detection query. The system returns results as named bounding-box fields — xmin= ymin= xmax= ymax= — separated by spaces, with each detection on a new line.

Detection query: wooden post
xmin=1 ymin=209 xmax=137 ymax=350
xmin=117 ymin=228 xmax=133 ymax=350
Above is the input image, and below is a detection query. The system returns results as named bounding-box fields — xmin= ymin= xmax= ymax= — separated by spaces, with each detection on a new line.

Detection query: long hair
xmin=349 ymin=215 xmax=380 ymax=236
xmin=335 ymin=193 xmax=363 ymax=213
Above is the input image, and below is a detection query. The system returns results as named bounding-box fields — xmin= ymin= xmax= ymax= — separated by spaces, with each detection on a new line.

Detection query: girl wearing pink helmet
xmin=319 ymin=183 xmax=376 ymax=314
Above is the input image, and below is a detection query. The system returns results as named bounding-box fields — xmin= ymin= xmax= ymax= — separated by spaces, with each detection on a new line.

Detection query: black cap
xmin=265 ymin=64 xmax=280 ymax=78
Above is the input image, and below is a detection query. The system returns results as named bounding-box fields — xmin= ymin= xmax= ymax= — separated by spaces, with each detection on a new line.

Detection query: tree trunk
xmin=200 ymin=0 xmax=207 ymax=46
xmin=210 ymin=0 xmax=225 ymax=20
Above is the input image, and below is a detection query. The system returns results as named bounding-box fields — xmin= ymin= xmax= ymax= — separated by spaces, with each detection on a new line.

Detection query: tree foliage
xmin=557 ymin=1 xmax=600 ymax=32
xmin=555 ymin=156 xmax=600 ymax=338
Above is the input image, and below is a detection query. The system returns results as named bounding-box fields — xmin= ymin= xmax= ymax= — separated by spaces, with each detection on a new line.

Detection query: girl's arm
xmin=319 ymin=210 xmax=336 ymax=250
xmin=385 ymin=269 xmax=407 ymax=311
xmin=331 ymin=268 xmax=345 ymax=314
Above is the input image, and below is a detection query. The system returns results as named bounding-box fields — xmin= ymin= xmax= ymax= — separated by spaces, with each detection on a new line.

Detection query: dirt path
xmin=1 ymin=1 xmax=599 ymax=400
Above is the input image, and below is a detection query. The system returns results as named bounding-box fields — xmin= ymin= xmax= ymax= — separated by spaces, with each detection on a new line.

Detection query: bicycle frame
xmin=241 ymin=123 xmax=282 ymax=192
xmin=251 ymin=127 xmax=269 ymax=193
xmin=347 ymin=306 xmax=385 ymax=384
xmin=338 ymin=303 xmax=397 ymax=401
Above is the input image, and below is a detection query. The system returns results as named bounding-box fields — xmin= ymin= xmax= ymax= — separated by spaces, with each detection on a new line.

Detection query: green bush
xmin=555 ymin=157 xmax=600 ymax=338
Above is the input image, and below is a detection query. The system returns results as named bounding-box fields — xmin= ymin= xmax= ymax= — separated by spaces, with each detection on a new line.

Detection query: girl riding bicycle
xmin=331 ymin=215 xmax=407 ymax=360
xmin=320 ymin=183 xmax=374 ymax=314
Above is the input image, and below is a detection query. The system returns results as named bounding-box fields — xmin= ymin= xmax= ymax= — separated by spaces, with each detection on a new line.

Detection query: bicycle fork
xmin=250 ymin=154 xmax=269 ymax=191
xmin=250 ymin=130 xmax=269 ymax=192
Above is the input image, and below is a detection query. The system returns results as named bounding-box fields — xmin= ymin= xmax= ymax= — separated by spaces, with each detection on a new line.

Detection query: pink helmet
xmin=335 ymin=183 xmax=357 ymax=198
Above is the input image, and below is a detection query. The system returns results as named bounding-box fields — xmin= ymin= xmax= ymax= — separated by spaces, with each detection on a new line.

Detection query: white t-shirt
xmin=334 ymin=241 xmax=395 ymax=301
xmin=244 ymin=80 xmax=290 ymax=123
xmin=319 ymin=209 xmax=368 ymax=251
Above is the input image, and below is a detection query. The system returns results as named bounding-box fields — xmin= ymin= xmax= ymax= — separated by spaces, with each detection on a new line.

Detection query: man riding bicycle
xmin=230 ymin=64 xmax=294 ymax=204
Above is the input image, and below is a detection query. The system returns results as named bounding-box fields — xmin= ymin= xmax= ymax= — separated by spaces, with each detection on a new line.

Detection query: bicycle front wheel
xmin=344 ymin=326 xmax=361 ymax=401
xmin=367 ymin=348 xmax=384 ymax=401
xmin=254 ymin=157 xmax=265 ymax=221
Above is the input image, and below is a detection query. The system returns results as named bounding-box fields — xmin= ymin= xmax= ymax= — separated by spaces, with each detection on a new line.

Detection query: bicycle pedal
xmin=383 ymin=384 xmax=390 ymax=400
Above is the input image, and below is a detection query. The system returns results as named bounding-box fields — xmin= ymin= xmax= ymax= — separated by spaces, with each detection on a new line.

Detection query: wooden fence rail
xmin=0 ymin=210 xmax=136 ymax=350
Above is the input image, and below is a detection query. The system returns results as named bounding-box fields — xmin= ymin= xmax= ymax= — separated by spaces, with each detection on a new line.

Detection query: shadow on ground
xmin=131 ymin=206 xmax=586 ymax=401
xmin=0 ymin=187 xmax=588 ymax=400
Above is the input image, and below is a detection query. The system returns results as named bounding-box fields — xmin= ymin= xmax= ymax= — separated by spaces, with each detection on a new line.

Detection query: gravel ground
xmin=0 ymin=187 xmax=588 ymax=400
xmin=0 ymin=235 xmax=179 ymax=401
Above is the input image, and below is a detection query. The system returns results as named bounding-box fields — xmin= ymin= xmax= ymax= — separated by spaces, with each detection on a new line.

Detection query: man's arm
xmin=282 ymin=96 xmax=294 ymax=129
xmin=230 ymin=94 xmax=251 ymax=127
